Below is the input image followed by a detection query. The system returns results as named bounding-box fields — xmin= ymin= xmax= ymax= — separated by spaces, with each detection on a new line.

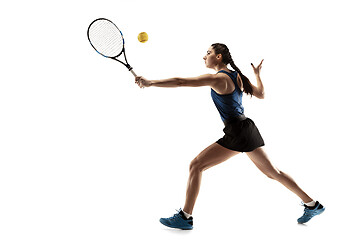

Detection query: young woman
xmin=135 ymin=43 xmax=325 ymax=230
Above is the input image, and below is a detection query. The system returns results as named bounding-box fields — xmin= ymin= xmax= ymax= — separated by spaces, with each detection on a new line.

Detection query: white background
xmin=1 ymin=0 xmax=359 ymax=239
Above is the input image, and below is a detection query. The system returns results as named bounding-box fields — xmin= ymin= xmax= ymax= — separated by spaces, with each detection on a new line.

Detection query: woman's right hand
xmin=135 ymin=76 xmax=151 ymax=88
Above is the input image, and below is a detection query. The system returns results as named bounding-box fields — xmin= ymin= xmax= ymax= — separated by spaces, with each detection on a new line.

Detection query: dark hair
xmin=211 ymin=43 xmax=253 ymax=96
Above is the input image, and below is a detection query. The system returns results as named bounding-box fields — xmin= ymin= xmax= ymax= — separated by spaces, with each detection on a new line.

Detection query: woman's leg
xmin=183 ymin=143 xmax=239 ymax=214
xmin=246 ymin=147 xmax=313 ymax=203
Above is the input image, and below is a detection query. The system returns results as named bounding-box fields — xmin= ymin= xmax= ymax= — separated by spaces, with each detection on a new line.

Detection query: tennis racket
xmin=87 ymin=18 xmax=137 ymax=76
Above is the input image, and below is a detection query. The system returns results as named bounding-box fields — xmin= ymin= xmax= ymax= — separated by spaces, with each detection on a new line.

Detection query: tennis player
xmin=135 ymin=43 xmax=325 ymax=230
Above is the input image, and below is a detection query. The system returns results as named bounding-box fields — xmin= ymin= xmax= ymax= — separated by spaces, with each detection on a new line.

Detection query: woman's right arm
xmin=135 ymin=74 xmax=227 ymax=90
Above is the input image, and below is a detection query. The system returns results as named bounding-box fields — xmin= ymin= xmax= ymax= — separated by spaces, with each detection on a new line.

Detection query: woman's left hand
xmin=251 ymin=59 xmax=264 ymax=75
xmin=135 ymin=76 xmax=151 ymax=88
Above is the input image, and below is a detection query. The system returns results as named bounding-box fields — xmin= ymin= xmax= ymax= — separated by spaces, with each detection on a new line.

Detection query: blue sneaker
xmin=160 ymin=209 xmax=193 ymax=230
xmin=297 ymin=201 xmax=325 ymax=224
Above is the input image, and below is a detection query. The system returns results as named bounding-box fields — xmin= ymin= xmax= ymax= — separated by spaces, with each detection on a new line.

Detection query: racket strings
xmin=88 ymin=19 xmax=124 ymax=58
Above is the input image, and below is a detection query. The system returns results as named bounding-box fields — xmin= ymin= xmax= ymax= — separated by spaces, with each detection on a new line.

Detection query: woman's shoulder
xmin=212 ymin=71 xmax=236 ymax=94
xmin=217 ymin=70 xmax=237 ymax=77
xmin=216 ymin=70 xmax=238 ymax=81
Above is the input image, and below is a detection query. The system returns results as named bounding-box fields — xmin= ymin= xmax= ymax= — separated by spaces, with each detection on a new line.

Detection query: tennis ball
xmin=137 ymin=32 xmax=148 ymax=43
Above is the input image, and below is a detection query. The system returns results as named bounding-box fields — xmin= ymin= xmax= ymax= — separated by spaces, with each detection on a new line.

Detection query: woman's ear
xmin=216 ymin=54 xmax=222 ymax=61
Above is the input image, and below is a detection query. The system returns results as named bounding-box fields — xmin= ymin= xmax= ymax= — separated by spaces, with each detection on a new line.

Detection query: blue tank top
xmin=211 ymin=70 xmax=244 ymax=122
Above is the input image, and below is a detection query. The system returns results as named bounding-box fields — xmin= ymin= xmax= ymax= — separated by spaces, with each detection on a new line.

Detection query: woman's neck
xmin=214 ymin=63 xmax=230 ymax=72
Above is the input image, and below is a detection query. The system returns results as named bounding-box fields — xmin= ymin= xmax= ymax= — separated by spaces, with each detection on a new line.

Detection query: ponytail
xmin=230 ymin=61 xmax=253 ymax=96
xmin=211 ymin=43 xmax=254 ymax=96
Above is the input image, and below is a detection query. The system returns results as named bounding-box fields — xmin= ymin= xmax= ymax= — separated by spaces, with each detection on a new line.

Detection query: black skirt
xmin=216 ymin=117 xmax=265 ymax=152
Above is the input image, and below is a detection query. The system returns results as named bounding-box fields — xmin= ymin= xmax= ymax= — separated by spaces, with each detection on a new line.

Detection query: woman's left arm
xmin=251 ymin=59 xmax=265 ymax=99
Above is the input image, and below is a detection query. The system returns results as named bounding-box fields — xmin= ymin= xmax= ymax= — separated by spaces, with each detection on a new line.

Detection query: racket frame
xmin=87 ymin=18 xmax=137 ymax=76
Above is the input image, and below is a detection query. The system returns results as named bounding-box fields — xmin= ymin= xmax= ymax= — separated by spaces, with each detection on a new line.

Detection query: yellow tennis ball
xmin=137 ymin=32 xmax=148 ymax=43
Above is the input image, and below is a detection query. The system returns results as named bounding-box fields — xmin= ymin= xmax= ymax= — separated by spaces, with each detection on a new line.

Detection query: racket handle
xmin=130 ymin=69 xmax=137 ymax=77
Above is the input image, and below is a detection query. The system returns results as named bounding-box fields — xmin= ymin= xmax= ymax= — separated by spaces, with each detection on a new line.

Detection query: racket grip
xmin=130 ymin=69 xmax=137 ymax=77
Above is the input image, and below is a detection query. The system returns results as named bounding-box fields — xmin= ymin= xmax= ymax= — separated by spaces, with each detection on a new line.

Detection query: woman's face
xmin=203 ymin=47 xmax=220 ymax=69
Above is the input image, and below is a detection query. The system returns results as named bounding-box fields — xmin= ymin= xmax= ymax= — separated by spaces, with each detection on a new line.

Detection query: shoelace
xmin=168 ymin=209 xmax=182 ymax=221
xmin=300 ymin=203 xmax=317 ymax=217
xmin=303 ymin=208 xmax=315 ymax=217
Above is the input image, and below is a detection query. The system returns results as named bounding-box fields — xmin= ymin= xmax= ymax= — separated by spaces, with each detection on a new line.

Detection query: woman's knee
xmin=265 ymin=168 xmax=282 ymax=180
xmin=269 ymin=169 xmax=283 ymax=180
xmin=189 ymin=158 xmax=204 ymax=174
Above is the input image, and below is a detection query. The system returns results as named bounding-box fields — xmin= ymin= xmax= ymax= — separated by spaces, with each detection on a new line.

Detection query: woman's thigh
xmin=246 ymin=147 xmax=279 ymax=178
xmin=191 ymin=143 xmax=239 ymax=172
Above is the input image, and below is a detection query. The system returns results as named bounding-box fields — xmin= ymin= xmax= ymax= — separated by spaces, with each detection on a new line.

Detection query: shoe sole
xmin=160 ymin=219 xmax=193 ymax=230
